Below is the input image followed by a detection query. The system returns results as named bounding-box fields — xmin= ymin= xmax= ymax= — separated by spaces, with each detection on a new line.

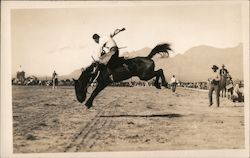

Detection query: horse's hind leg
xmin=138 ymin=71 xmax=159 ymax=89
xmin=154 ymin=74 xmax=161 ymax=89
xmin=157 ymin=69 xmax=168 ymax=88
xmin=139 ymin=69 xmax=167 ymax=89
xmin=151 ymin=69 xmax=168 ymax=88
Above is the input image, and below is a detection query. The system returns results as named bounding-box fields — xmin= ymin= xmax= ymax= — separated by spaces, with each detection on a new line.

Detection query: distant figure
xmin=208 ymin=65 xmax=220 ymax=107
xmin=231 ymin=81 xmax=244 ymax=102
xmin=52 ymin=70 xmax=58 ymax=89
xmin=170 ymin=75 xmax=177 ymax=92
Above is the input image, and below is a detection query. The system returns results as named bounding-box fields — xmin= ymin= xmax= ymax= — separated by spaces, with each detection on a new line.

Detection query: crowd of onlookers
xmin=12 ymin=76 xmax=244 ymax=102
xmin=12 ymin=77 xmax=74 ymax=86
xmin=178 ymin=81 xmax=208 ymax=90
xmin=12 ymin=77 xmax=243 ymax=90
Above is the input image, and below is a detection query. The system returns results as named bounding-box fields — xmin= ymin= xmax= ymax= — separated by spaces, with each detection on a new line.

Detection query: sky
xmin=11 ymin=2 xmax=243 ymax=76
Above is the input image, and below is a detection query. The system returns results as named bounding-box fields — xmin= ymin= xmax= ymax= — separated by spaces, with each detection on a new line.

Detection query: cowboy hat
xmin=222 ymin=64 xmax=225 ymax=67
xmin=92 ymin=34 xmax=100 ymax=39
xmin=211 ymin=65 xmax=219 ymax=70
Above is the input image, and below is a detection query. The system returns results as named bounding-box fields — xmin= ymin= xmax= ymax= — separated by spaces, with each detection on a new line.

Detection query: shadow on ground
xmin=99 ymin=113 xmax=183 ymax=118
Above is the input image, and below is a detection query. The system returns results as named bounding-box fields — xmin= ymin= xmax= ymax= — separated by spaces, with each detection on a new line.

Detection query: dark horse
xmin=73 ymin=43 xmax=172 ymax=108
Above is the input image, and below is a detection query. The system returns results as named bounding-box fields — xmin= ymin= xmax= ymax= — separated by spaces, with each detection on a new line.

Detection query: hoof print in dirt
xmin=216 ymin=120 xmax=224 ymax=124
xmin=127 ymin=134 xmax=139 ymax=139
xmin=38 ymin=122 xmax=47 ymax=126
xmin=52 ymin=119 xmax=59 ymax=123
xmin=115 ymin=104 xmax=122 ymax=107
xmin=25 ymin=133 xmax=37 ymax=140
xmin=127 ymin=121 xmax=135 ymax=125
xmin=146 ymin=105 xmax=153 ymax=109
xmin=144 ymin=139 xmax=150 ymax=143
xmin=44 ymin=103 xmax=56 ymax=106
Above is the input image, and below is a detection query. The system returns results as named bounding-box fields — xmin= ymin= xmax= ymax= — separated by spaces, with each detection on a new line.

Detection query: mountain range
xmin=118 ymin=43 xmax=243 ymax=82
xmin=19 ymin=43 xmax=243 ymax=82
xmin=154 ymin=43 xmax=243 ymax=82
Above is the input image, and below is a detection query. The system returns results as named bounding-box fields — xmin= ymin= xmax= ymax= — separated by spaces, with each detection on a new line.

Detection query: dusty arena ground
xmin=12 ymin=86 xmax=245 ymax=153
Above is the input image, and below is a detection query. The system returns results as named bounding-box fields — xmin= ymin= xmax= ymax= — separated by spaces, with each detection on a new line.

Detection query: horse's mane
xmin=147 ymin=43 xmax=172 ymax=59
xmin=78 ymin=63 xmax=96 ymax=81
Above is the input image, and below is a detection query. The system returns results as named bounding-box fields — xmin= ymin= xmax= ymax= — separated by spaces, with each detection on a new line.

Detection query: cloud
xmin=48 ymin=44 xmax=87 ymax=54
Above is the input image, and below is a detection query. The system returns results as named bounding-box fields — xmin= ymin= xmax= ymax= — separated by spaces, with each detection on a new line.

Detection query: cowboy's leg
xmin=107 ymin=47 xmax=119 ymax=68
xmin=208 ymin=84 xmax=214 ymax=106
xmin=110 ymin=46 xmax=119 ymax=58
xmin=52 ymin=79 xmax=55 ymax=89
xmin=215 ymin=85 xmax=220 ymax=107
xmin=102 ymin=47 xmax=120 ymax=81
xmin=109 ymin=47 xmax=131 ymax=71
xmin=99 ymin=53 xmax=114 ymax=82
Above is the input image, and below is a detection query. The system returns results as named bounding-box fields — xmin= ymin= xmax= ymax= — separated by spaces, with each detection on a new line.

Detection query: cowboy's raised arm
xmin=110 ymin=28 xmax=126 ymax=38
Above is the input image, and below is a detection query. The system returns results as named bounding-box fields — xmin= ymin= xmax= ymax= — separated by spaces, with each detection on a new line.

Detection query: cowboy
xmin=208 ymin=65 xmax=220 ymax=107
xmin=170 ymin=75 xmax=177 ymax=92
xmin=52 ymin=70 xmax=58 ymax=89
xmin=92 ymin=28 xmax=126 ymax=81
xmin=232 ymin=80 xmax=244 ymax=102
xmin=219 ymin=64 xmax=228 ymax=76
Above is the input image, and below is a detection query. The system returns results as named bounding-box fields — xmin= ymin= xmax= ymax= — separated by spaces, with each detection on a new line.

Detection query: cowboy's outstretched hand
xmin=121 ymin=28 xmax=126 ymax=31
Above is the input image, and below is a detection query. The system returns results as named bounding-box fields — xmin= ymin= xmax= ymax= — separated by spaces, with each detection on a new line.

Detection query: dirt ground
xmin=12 ymin=85 xmax=245 ymax=153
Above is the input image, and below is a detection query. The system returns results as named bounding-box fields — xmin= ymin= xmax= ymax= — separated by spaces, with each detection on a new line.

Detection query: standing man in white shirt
xmin=208 ymin=65 xmax=221 ymax=107
xmin=170 ymin=75 xmax=177 ymax=92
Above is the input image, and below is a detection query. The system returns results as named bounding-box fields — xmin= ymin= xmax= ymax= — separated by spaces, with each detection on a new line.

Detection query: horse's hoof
xmin=155 ymin=85 xmax=161 ymax=89
xmin=162 ymin=84 xmax=168 ymax=89
xmin=154 ymin=83 xmax=161 ymax=89
xmin=85 ymin=102 xmax=92 ymax=109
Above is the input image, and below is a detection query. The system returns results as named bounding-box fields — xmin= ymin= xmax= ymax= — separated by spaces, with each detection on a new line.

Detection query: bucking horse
xmin=73 ymin=43 xmax=172 ymax=108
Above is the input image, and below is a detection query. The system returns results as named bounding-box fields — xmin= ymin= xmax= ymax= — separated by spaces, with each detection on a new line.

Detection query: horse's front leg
xmin=85 ymin=82 xmax=108 ymax=109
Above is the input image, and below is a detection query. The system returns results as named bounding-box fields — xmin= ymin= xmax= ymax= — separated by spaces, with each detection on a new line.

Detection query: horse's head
xmin=73 ymin=63 xmax=96 ymax=103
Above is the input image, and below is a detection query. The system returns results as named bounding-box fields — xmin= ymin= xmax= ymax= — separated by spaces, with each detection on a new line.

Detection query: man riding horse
xmin=92 ymin=28 xmax=127 ymax=82
xmin=74 ymin=29 xmax=173 ymax=109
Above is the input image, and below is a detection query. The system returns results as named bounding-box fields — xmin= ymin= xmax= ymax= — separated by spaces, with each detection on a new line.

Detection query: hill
xmin=59 ymin=69 xmax=82 ymax=80
xmin=51 ymin=43 xmax=243 ymax=82
xmin=154 ymin=43 xmax=243 ymax=82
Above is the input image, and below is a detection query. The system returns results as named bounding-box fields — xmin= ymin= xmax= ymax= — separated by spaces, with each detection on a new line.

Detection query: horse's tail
xmin=147 ymin=43 xmax=172 ymax=59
